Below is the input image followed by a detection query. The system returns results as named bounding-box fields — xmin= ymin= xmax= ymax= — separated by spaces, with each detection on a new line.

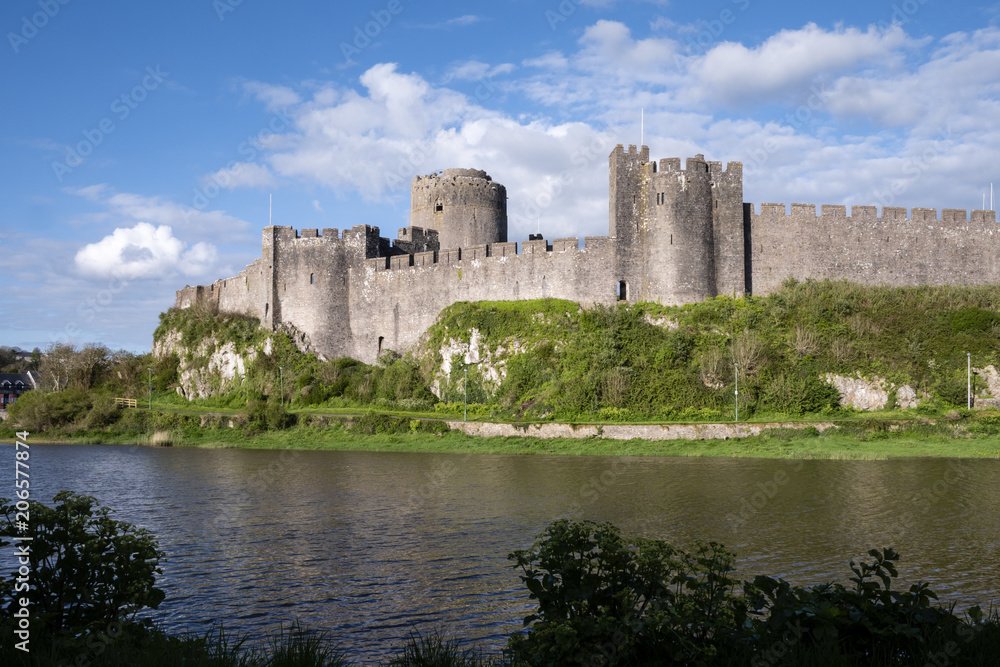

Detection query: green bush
xmin=6 ymin=388 xmax=93 ymax=432
xmin=507 ymin=519 xmax=748 ymax=666
xmin=242 ymin=398 xmax=295 ymax=434
xmin=0 ymin=492 xmax=165 ymax=647
xmin=83 ymin=394 xmax=122 ymax=430
xmin=349 ymin=412 xmax=450 ymax=436
xmin=506 ymin=520 xmax=999 ymax=667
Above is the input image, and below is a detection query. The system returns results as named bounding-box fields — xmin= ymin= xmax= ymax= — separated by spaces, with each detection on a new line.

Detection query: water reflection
xmin=2 ymin=444 xmax=998 ymax=662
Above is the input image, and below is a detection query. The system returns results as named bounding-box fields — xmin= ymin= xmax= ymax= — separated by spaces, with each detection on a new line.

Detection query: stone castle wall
xmin=748 ymin=204 xmax=1000 ymax=294
xmin=350 ymin=236 xmax=618 ymax=362
xmin=174 ymin=144 xmax=1000 ymax=365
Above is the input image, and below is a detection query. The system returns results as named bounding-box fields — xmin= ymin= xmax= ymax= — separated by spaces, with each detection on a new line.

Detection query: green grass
xmin=421 ymin=282 xmax=1000 ymax=422
xmin=11 ymin=416 xmax=1000 ymax=459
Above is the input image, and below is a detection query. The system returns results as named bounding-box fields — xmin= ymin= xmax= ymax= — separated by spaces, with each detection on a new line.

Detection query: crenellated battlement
xmin=751 ymin=204 xmax=999 ymax=224
xmin=365 ymin=236 xmax=610 ymax=274
xmin=175 ymin=143 xmax=1000 ymax=366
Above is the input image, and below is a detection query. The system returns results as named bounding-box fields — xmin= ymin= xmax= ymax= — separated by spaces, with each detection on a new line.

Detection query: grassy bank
xmin=7 ymin=412 xmax=1000 ymax=459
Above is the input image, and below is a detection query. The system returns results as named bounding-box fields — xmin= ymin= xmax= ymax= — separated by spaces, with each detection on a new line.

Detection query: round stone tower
xmin=643 ymin=155 xmax=716 ymax=304
xmin=410 ymin=168 xmax=507 ymax=249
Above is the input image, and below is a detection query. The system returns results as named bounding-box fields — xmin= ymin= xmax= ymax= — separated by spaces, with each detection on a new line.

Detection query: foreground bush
xmin=0 ymin=492 xmax=165 ymax=645
xmin=507 ymin=520 xmax=1000 ymax=666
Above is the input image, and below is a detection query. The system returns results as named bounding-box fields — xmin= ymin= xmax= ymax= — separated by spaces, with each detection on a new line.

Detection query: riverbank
xmin=9 ymin=415 xmax=1000 ymax=459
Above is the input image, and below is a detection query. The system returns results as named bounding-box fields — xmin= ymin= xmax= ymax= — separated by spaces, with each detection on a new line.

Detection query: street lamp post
xmin=734 ymin=362 xmax=739 ymax=422
xmin=147 ymin=368 xmax=152 ymax=410
xmin=968 ymin=352 xmax=972 ymax=410
xmin=279 ymin=366 xmax=284 ymax=407
xmin=463 ymin=361 xmax=480 ymax=422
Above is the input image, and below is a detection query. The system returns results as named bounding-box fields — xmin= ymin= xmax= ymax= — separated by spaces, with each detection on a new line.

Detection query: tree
xmin=0 ymin=491 xmax=165 ymax=646
xmin=506 ymin=519 xmax=748 ymax=666
xmin=39 ymin=343 xmax=77 ymax=391
xmin=39 ymin=343 xmax=112 ymax=390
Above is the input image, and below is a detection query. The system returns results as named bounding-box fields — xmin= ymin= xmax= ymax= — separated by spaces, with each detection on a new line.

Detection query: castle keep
xmin=175 ymin=144 xmax=1000 ymax=364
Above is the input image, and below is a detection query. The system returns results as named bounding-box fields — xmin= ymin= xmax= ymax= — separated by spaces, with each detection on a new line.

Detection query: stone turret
xmin=410 ymin=168 xmax=507 ymax=250
xmin=643 ymin=154 xmax=716 ymax=304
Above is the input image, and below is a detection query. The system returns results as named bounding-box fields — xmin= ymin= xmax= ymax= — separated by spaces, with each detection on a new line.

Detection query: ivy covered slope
xmin=152 ymin=303 xmax=434 ymax=410
xmin=419 ymin=280 xmax=1000 ymax=422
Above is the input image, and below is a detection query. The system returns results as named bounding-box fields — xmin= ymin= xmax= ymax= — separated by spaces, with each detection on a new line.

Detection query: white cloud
xmin=204 ymin=162 xmax=277 ymax=190
xmin=74 ymin=223 xmax=218 ymax=280
xmin=242 ymin=81 xmax=301 ymax=110
xmin=70 ymin=184 xmax=111 ymax=202
xmin=68 ymin=187 xmax=250 ymax=242
xmin=415 ymin=14 xmax=485 ymax=29
xmin=445 ymin=14 xmax=481 ymax=27
xmin=206 ymin=22 xmax=1000 ymax=241
xmin=226 ymin=63 xmax=626 ymax=240
xmin=576 ymin=20 xmax=679 ymax=84
xmin=689 ymin=23 xmax=909 ymax=104
xmin=445 ymin=60 xmax=515 ymax=82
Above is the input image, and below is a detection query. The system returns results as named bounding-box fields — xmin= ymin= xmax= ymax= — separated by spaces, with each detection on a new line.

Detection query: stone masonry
xmin=175 ymin=144 xmax=1000 ymax=364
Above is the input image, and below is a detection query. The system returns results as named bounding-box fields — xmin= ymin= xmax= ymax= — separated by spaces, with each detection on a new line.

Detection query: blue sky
xmin=2 ymin=0 xmax=999 ymax=353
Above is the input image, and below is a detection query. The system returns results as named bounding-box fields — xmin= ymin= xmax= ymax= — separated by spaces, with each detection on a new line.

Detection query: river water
xmin=3 ymin=444 xmax=999 ymax=662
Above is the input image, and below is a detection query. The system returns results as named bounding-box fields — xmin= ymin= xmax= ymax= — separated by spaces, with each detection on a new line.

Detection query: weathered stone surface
xmin=153 ymin=329 xmax=276 ymax=400
xmin=823 ymin=374 xmax=922 ymax=411
xmin=448 ymin=420 xmax=835 ymax=441
xmin=824 ymin=374 xmax=889 ymax=410
xmin=172 ymin=143 xmax=999 ymax=371
xmin=975 ymin=365 xmax=1000 ymax=398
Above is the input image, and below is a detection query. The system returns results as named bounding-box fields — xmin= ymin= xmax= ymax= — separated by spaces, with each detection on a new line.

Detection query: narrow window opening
xmin=617 ymin=281 xmax=627 ymax=301
xmin=310 ymin=273 xmax=315 ymax=284
xmin=378 ymin=336 xmax=384 ymax=354
xmin=435 ymin=201 xmax=443 ymax=212
xmin=670 ymin=234 xmax=673 ymax=245
xmin=265 ymin=303 xmax=269 ymax=318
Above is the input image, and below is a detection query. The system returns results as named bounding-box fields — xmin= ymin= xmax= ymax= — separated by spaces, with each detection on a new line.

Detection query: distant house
xmin=0 ymin=371 xmax=40 ymax=410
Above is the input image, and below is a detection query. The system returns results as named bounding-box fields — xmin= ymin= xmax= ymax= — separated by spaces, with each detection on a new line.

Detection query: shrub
xmin=6 ymin=387 xmax=93 ymax=432
xmin=507 ymin=520 xmax=998 ymax=666
xmin=83 ymin=394 xmax=122 ymax=430
xmin=0 ymin=492 xmax=165 ymax=646
xmin=242 ymin=398 xmax=295 ymax=434
xmin=506 ymin=519 xmax=748 ymax=666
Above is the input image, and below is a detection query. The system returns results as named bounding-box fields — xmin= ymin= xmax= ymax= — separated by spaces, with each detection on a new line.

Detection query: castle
xmin=175 ymin=145 xmax=1000 ymax=364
